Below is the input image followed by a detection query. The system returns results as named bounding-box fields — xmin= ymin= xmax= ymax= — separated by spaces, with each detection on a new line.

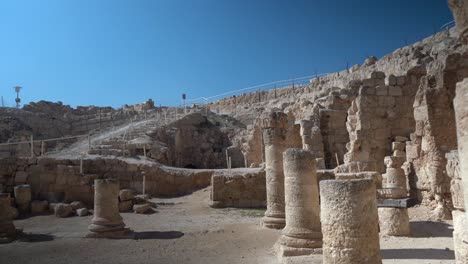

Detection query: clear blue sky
xmin=0 ymin=0 xmax=453 ymax=108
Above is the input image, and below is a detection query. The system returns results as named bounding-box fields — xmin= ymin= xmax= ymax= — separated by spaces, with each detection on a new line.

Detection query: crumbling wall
xmin=343 ymin=70 xmax=421 ymax=173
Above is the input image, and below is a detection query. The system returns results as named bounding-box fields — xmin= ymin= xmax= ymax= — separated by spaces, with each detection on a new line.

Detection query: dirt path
xmin=0 ymin=188 xmax=456 ymax=264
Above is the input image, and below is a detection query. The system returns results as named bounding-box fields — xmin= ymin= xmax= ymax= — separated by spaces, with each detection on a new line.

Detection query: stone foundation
xmin=378 ymin=207 xmax=410 ymax=236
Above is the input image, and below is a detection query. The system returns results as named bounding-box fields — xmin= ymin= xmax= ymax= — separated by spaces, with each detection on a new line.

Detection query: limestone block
xmin=31 ymin=200 xmax=49 ymax=214
xmin=406 ymin=144 xmax=420 ymax=159
xmin=378 ymin=208 xmax=410 ymax=236
xmin=388 ymin=86 xmax=403 ymax=96
xmin=14 ymin=171 xmax=28 ymax=184
xmin=133 ymin=203 xmax=151 ymax=214
xmin=70 ymin=201 xmax=86 ymax=211
xmin=451 ymin=178 xmax=465 ymax=211
xmin=393 ymin=150 xmax=406 ymax=158
xmin=119 ymin=200 xmax=133 ymax=212
xmin=375 ymin=85 xmax=388 ymax=96
xmin=386 ymin=74 xmax=397 ymax=86
xmin=76 ymin=208 xmax=88 ymax=217
xmin=371 ymin=71 xmax=385 ymax=79
xmin=394 ymin=136 xmax=409 ymax=142
xmin=452 ymin=210 xmax=468 ymax=264
xmin=54 ymin=203 xmax=73 ymax=218
xmin=119 ymin=189 xmax=135 ymax=201
xmin=384 ymin=156 xmax=405 ymax=168
xmin=14 ymin=185 xmax=31 ymax=205
xmin=385 ymin=168 xmax=407 ymax=190
xmin=396 ymin=76 xmax=407 ymax=86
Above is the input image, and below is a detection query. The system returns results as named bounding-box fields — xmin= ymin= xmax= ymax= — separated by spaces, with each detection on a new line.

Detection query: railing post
xmin=30 ymin=135 xmax=34 ymax=158
xmin=142 ymin=175 xmax=146 ymax=196
xmin=80 ymin=157 xmax=83 ymax=174
xmin=87 ymin=134 xmax=91 ymax=153
xmin=143 ymin=145 xmax=146 ymax=158
xmin=41 ymin=141 xmax=44 ymax=156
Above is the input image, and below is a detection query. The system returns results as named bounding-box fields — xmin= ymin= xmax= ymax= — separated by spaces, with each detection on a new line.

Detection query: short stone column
xmin=87 ymin=179 xmax=129 ymax=238
xmin=259 ymin=111 xmax=288 ymax=229
xmin=320 ymin=179 xmax=382 ymax=264
xmin=14 ymin=184 xmax=31 ymax=214
xmin=378 ymin=145 xmax=411 ymax=236
xmin=0 ymin=193 xmax=17 ymax=243
xmin=276 ymin=149 xmax=322 ymax=258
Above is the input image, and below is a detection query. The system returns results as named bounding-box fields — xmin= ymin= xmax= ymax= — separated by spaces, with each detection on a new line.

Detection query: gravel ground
xmin=0 ymin=188 xmax=456 ymax=264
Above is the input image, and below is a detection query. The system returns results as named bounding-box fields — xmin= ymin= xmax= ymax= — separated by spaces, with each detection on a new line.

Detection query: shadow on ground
xmin=17 ymin=233 xmax=55 ymax=243
xmin=382 ymin=248 xmax=455 ymax=260
xmin=133 ymin=231 xmax=184 ymax=240
xmin=410 ymin=221 xmax=453 ymax=237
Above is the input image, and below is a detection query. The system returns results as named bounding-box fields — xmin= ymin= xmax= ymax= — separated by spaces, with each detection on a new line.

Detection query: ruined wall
xmin=344 ymin=70 xmax=421 ymax=173
xmin=210 ymin=168 xmax=266 ymax=208
xmin=407 ymin=52 xmax=468 ymax=212
xmin=0 ymin=157 xmax=235 ymax=206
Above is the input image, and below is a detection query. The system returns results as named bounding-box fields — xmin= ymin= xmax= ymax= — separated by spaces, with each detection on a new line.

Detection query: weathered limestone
xmin=0 ymin=193 xmax=17 ymax=243
xmin=378 ymin=140 xmax=411 ymax=236
xmin=276 ymin=149 xmax=322 ymax=258
xmin=320 ymin=179 xmax=381 ymax=264
xmin=31 ymin=200 xmax=49 ymax=214
xmin=14 ymin=184 xmax=31 ymax=214
xmin=455 ymin=78 xmax=468 ymax=221
xmin=453 ymin=210 xmax=468 ymax=264
xmin=260 ymin=111 xmax=288 ymax=229
xmin=378 ymin=207 xmax=410 ymax=236
xmin=449 ymin=0 xmax=468 ymax=44
xmin=447 ymin=150 xmax=464 ymax=210
xmin=87 ymin=179 xmax=129 ymax=238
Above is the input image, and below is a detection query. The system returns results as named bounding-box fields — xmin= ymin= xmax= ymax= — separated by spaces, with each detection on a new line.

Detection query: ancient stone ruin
xmin=1 ymin=1 xmax=468 ymax=263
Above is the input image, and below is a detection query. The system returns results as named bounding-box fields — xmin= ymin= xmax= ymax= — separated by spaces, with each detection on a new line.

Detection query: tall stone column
xmin=455 ymin=79 xmax=468 ymax=224
xmin=0 ymin=193 xmax=17 ymax=243
xmin=276 ymin=149 xmax=322 ymax=258
xmin=260 ymin=111 xmax=288 ymax=229
xmin=87 ymin=179 xmax=129 ymax=238
xmin=320 ymin=179 xmax=382 ymax=264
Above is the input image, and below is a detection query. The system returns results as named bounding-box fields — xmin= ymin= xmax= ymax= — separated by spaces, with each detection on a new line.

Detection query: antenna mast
xmin=14 ymin=86 xmax=22 ymax=108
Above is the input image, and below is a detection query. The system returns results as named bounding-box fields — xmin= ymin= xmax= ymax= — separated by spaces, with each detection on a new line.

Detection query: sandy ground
xmin=0 ymin=188 xmax=456 ymax=264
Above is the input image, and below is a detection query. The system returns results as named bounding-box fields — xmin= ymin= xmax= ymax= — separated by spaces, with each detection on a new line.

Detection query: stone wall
xmin=0 ymin=157 xmax=231 ymax=206
xmin=210 ymin=168 xmax=266 ymax=208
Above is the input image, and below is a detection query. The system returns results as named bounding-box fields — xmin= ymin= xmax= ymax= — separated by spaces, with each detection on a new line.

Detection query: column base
xmin=453 ymin=210 xmax=468 ymax=264
xmin=262 ymin=216 xmax=285 ymax=229
xmin=274 ymin=240 xmax=322 ymax=264
xmin=378 ymin=207 xmax=410 ymax=236
xmin=0 ymin=229 xmax=22 ymax=244
xmin=86 ymin=228 xmax=132 ymax=239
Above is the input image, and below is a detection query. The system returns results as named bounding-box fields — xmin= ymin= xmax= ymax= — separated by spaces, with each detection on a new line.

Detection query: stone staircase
xmin=88 ymin=118 xmax=163 ymax=157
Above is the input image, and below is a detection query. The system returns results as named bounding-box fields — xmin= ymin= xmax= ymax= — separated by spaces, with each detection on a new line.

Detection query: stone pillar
xmin=0 ymin=193 xmax=16 ymax=243
xmin=87 ymin=179 xmax=129 ymax=238
xmin=378 ymin=148 xmax=411 ymax=236
xmin=276 ymin=149 xmax=322 ymax=258
xmin=320 ymin=179 xmax=382 ymax=264
xmin=260 ymin=111 xmax=288 ymax=229
xmin=14 ymin=184 xmax=31 ymax=214
xmin=454 ymin=78 xmax=468 ymax=258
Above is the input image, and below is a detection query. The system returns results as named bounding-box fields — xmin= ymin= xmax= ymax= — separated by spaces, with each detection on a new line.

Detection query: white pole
xmin=30 ymin=135 xmax=34 ymax=158
xmin=335 ymin=153 xmax=340 ymax=166
xmin=87 ymin=134 xmax=91 ymax=153
xmin=143 ymin=145 xmax=146 ymax=157
xmin=142 ymin=175 xmax=146 ymax=196
xmin=228 ymin=157 xmax=232 ymax=170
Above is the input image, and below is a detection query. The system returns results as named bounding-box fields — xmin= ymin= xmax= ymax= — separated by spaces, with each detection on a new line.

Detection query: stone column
xmin=260 ymin=111 xmax=288 ymax=229
xmin=87 ymin=179 xmax=129 ymax=238
xmin=14 ymin=184 xmax=31 ymax=214
xmin=320 ymin=179 xmax=382 ymax=264
xmin=276 ymin=149 xmax=322 ymax=258
xmin=0 ymin=193 xmax=16 ymax=243
xmin=378 ymin=148 xmax=411 ymax=236
xmin=449 ymin=2 xmax=468 ymax=261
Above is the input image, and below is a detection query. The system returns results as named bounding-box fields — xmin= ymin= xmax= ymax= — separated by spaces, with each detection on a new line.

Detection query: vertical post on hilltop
xmin=142 ymin=175 xmax=146 ymax=196
xmin=88 ymin=134 xmax=91 ymax=153
xmin=143 ymin=145 xmax=146 ymax=158
xmin=30 ymin=135 xmax=34 ymax=158
xmin=41 ymin=141 xmax=44 ymax=156
xmin=80 ymin=157 xmax=83 ymax=174
xmin=182 ymin=93 xmax=186 ymax=114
